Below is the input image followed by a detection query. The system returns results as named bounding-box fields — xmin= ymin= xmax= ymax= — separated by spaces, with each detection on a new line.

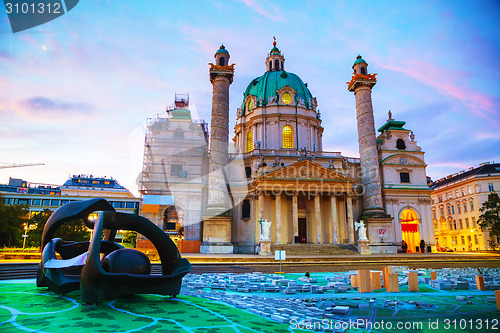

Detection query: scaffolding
xmin=139 ymin=94 xmax=209 ymax=242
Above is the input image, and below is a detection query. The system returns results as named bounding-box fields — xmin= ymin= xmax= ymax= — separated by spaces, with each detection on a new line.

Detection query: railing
xmin=228 ymin=149 xmax=351 ymax=160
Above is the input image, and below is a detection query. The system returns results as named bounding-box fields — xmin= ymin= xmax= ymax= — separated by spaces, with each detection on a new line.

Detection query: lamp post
xmin=22 ymin=222 xmax=29 ymax=249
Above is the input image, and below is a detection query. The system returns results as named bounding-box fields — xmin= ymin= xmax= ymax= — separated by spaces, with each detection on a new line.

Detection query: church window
xmin=470 ymin=200 xmax=474 ymax=211
xmin=400 ymin=172 xmax=410 ymax=183
xmin=453 ymin=220 xmax=457 ymax=229
xmin=269 ymin=61 xmax=272 ymax=70
xmin=282 ymin=92 xmax=292 ymax=104
xmin=472 ymin=216 xmax=476 ymax=227
xmin=465 ymin=218 xmax=469 ymax=228
xmin=247 ymin=99 xmax=254 ymax=112
xmin=361 ymin=67 xmax=366 ymax=75
xmin=275 ymin=59 xmax=280 ymax=70
xmin=241 ymin=199 xmax=250 ymax=219
xmin=463 ymin=202 xmax=467 ymax=212
xmin=474 ymin=234 xmax=478 ymax=244
xmin=459 ymin=219 xmax=463 ymax=229
xmin=432 ymin=209 xmax=436 ymax=219
xmin=245 ymin=166 xmax=252 ymax=178
xmin=447 ymin=205 xmax=451 ymax=215
xmin=246 ymin=131 xmax=253 ymax=152
xmin=219 ymin=57 xmax=225 ymax=66
xmin=439 ymin=207 xmax=444 ymax=218
xmin=488 ymin=183 xmax=494 ymax=191
xmin=457 ymin=203 xmax=461 ymax=214
xmin=282 ymin=125 xmax=294 ymax=148
xmin=396 ymin=139 xmax=406 ymax=150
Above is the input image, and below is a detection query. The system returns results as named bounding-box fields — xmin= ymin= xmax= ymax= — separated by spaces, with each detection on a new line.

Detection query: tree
xmin=0 ymin=194 xmax=29 ymax=247
xmin=27 ymin=209 xmax=53 ymax=248
xmin=478 ymin=192 xmax=500 ymax=249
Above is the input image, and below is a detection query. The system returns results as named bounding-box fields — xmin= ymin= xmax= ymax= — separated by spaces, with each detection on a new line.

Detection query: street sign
xmin=274 ymin=250 xmax=286 ymax=260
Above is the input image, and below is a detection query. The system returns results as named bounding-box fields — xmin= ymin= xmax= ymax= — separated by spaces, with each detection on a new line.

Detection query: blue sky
xmin=1 ymin=0 xmax=499 ymax=196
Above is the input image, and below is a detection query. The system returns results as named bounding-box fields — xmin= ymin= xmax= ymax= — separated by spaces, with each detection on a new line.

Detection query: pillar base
xmin=259 ymin=241 xmax=272 ymax=256
xmin=357 ymin=239 xmax=371 ymax=255
xmin=200 ymin=242 xmax=234 ymax=254
xmin=201 ymin=215 xmax=233 ymax=254
xmin=365 ymin=216 xmax=397 ymax=254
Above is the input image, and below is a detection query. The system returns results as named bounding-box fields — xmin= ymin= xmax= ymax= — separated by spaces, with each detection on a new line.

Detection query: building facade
xmin=139 ymin=94 xmax=210 ymax=252
xmin=430 ymin=162 xmax=500 ymax=251
xmin=1 ymin=175 xmax=139 ymax=216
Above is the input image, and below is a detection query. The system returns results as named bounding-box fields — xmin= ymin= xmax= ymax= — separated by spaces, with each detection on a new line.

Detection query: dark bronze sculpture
xmin=37 ymin=198 xmax=191 ymax=304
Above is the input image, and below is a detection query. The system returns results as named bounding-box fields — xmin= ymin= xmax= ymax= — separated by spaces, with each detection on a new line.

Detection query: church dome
xmin=241 ymin=70 xmax=314 ymax=113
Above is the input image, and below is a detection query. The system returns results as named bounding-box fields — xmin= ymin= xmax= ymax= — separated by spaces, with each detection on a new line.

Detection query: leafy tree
xmin=478 ymin=192 xmax=500 ymax=249
xmin=123 ymin=231 xmax=137 ymax=247
xmin=0 ymin=194 xmax=29 ymax=247
xmin=27 ymin=209 xmax=53 ymax=248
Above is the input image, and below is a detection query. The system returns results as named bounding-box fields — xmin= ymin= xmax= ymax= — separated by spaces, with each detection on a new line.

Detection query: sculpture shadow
xmin=37 ymin=198 xmax=191 ymax=304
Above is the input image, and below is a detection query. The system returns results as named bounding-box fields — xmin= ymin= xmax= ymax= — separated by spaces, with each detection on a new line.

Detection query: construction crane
xmin=0 ymin=163 xmax=45 ymax=169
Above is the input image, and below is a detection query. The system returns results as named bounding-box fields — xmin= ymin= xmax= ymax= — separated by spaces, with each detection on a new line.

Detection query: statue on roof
xmin=388 ymin=110 xmax=393 ymax=121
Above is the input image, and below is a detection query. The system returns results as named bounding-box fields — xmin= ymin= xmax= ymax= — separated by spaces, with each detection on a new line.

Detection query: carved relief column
xmin=293 ymin=193 xmax=298 ymax=242
xmin=331 ymin=195 xmax=338 ymax=243
xmin=346 ymin=196 xmax=354 ymax=243
xmin=315 ymin=194 xmax=322 ymax=244
xmin=275 ymin=193 xmax=282 ymax=243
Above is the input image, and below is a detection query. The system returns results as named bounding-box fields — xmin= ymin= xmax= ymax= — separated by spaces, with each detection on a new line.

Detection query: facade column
xmin=275 ymin=194 xmax=282 ymax=243
xmin=292 ymin=193 xmax=298 ymax=242
xmin=315 ymin=194 xmax=321 ymax=244
xmin=331 ymin=195 xmax=338 ymax=243
xmin=346 ymin=196 xmax=354 ymax=243
xmin=258 ymin=193 xmax=264 ymax=220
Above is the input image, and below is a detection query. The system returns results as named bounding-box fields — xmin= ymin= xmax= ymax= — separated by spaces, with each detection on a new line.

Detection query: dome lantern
xmin=266 ymin=37 xmax=285 ymax=72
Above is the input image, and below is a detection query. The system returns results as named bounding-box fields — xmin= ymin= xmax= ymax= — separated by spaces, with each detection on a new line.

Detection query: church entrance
xmin=298 ymin=218 xmax=307 ymax=243
xmin=400 ymin=208 xmax=420 ymax=253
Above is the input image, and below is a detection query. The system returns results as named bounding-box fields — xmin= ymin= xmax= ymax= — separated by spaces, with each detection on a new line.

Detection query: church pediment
xmin=381 ymin=153 xmax=426 ymax=167
xmin=256 ymin=160 xmax=355 ymax=183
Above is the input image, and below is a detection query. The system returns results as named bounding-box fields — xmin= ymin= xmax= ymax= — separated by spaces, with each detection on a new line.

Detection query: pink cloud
xmin=378 ymin=59 xmax=499 ymax=122
xmin=236 ymin=0 xmax=287 ymax=23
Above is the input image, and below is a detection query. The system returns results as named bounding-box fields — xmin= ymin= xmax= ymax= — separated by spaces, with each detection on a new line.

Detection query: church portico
xmin=243 ymin=160 xmax=358 ymax=246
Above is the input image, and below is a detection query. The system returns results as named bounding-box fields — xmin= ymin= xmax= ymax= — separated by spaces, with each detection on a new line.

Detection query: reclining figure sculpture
xmin=36 ymin=198 xmax=191 ymax=304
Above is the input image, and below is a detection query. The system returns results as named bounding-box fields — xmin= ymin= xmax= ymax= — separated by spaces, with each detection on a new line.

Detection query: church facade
xmin=139 ymin=40 xmax=435 ymax=255
xmin=197 ymin=41 xmax=435 ymax=254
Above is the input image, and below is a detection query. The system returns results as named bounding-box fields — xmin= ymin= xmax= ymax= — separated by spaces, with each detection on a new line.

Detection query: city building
xmin=139 ymin=94 xmax=209 ymax=252
xmin=143 ymin=40 xmax=435 ymax=254
xmin=430 ymin=162 xmax=500 ymax=251
xmin=1 ymin=175 xmax=139 ymax=217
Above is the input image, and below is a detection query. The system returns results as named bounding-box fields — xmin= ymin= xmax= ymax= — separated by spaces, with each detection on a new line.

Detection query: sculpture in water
xmin=36 ymin=198 xmax=191 ymax=304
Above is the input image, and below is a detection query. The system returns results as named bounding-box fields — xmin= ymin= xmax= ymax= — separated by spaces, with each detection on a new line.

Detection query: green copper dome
xmin=241 ymin=70 xmax=314 ymax=114
xmin=353 ymin=55 xmax=366 ymax=66
xmin=215 ymin=45 xmax=229 ymax=55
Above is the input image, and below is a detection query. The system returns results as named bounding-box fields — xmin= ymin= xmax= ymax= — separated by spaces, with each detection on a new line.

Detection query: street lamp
xmin=22 ymin=222 xmax=29 ymax=250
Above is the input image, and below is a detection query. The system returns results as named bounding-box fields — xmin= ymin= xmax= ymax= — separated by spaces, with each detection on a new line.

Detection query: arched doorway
xmin=400 ymin=208 xmax=420 ymax=253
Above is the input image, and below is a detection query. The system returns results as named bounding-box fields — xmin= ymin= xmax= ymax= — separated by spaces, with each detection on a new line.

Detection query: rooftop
xmin=430 ymin=162 xmax=500 ymax=189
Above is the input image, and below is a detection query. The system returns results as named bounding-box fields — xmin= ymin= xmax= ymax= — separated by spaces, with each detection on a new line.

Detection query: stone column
xmin=258 ymin=192 xmax=264 ymax=220
xmin=346 ymin=196 xmax=354 ymax=243
xmin=206 ymin=75 xmax=232 ymax=213
xmin=201 ymin=46 xmax=235 ymax=254
xmin=292 ymin=193 xmax=298 ymax=242
xmin=348 ymin=59 xmax=385 ymax=217
xmin=331 ymin=195 xmax=338 ymax=243
xmin=315 ymin=194 xmax=321 ymax=244
xmin=275 ymin=194 xmax=282 ymax=243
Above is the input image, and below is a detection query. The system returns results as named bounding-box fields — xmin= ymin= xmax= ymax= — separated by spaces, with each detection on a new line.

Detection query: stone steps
xmin=270 ymin=243 xmax=358 ymax=255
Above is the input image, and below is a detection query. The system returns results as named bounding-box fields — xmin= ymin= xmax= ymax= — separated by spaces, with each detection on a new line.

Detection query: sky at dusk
xmin=1 ymin=0 xmax=499 ymax=197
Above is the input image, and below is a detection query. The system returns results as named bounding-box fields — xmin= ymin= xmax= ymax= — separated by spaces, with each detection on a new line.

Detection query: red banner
xmin=401 ymin=223 xmax=419 ymax=233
